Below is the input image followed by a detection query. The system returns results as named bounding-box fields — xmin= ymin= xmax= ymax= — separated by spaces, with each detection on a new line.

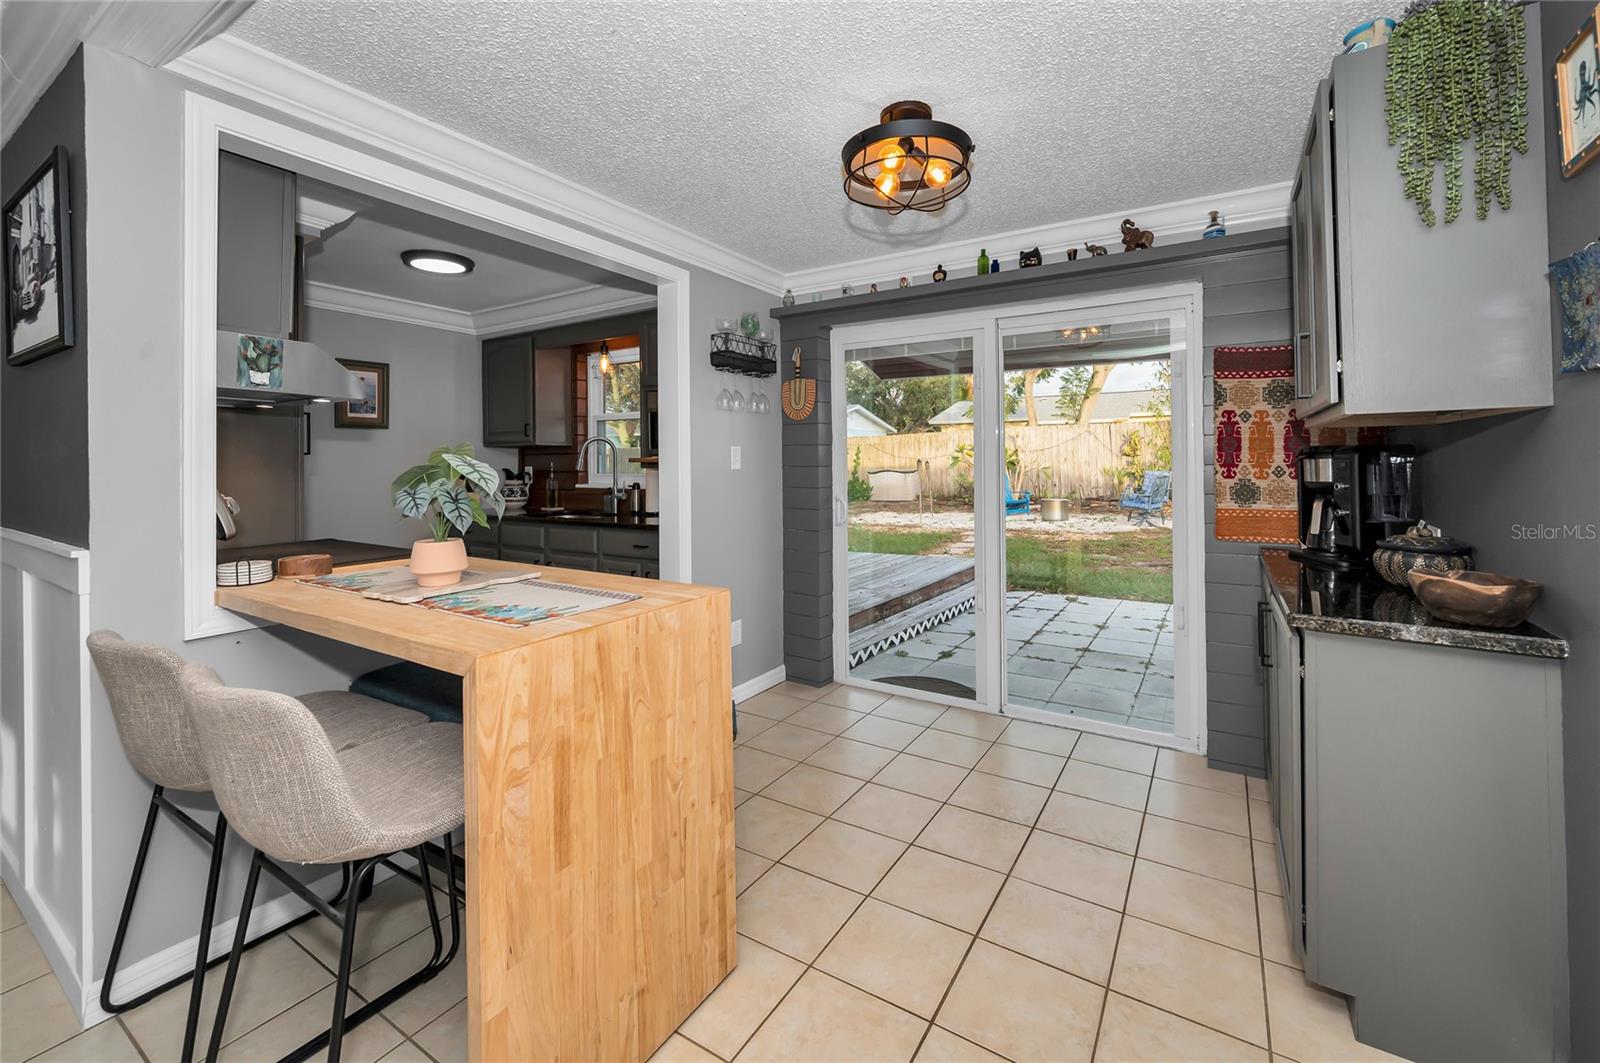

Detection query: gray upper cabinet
xmin=482 ymin=335 xmax=571 ymax=448
xmin=1293 ymin=6 xmax=1551 ymax=426
xmin=217 ymin=152 xmax=297 ymax=339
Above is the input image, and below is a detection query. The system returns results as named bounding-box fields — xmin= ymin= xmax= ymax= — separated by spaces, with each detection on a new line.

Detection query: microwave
xmin=642 ymin=387 xmax=659 ymax=457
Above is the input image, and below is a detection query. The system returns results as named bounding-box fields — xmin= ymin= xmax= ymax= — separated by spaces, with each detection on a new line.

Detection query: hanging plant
xmin=1384 ymin=0 xmax=1528 ymax=227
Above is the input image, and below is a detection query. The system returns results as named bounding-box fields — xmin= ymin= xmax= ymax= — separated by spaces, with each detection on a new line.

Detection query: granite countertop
xmin=502 ymin=510 xmax=659 ymax=531
xmin=1260 ymin=550 xmax=1568 ymax=659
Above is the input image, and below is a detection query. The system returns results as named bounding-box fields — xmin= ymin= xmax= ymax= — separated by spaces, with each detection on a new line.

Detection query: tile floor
xmin=2 ymin=681 xmax=1401 ymax=1062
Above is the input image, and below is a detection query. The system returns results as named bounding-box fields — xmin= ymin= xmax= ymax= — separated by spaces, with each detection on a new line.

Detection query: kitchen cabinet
xmin=1290 ymin=5 xmax=1551 ymax=426
xmin=470 ymin=518 xmax=658 ymax=577
xmin=1258 ymin=573 xmax=1304 ymax=963
xmin=482 ymin=335 xmax=572 ymax=448
xmin=217 ymin=152 xmax=297 ymax=339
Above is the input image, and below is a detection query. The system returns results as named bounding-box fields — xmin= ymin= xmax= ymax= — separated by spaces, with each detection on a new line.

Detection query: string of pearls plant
xmin=1384 ymin=0 xmax=1528 ymax=227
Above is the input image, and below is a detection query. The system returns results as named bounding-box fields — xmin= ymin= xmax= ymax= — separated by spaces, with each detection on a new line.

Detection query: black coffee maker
xmin=1289 ymin=445 xmax=1419 ymax=571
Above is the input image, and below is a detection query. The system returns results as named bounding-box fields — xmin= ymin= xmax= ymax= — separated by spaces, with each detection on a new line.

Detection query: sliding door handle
xmin=1257 ymin=601 xmax=1274 ymax=668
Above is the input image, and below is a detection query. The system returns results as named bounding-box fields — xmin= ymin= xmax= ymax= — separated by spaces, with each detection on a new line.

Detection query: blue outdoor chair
xmin=1120 ymin=470 xmax=1172 ymax=525
xmin=1004 ymin=481 xmax=1032 ymax=515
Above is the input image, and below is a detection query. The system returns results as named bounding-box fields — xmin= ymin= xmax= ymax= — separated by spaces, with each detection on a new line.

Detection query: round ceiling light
xmin=841 ymin=101 xmax=974 ymax=215
xmin=401 ymin=249 xmax=475 ymax=275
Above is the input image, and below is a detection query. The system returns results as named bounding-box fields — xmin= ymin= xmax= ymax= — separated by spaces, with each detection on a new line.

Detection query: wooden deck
xmin=847 ymin=552 xmax=975 ymax=662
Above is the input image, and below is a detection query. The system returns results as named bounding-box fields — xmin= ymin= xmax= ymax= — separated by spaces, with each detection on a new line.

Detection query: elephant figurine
xmin=1120 ymin=217 xmax=1155 ymax=251
xmin=1084 ymin=241 xmax=1109 ymax=257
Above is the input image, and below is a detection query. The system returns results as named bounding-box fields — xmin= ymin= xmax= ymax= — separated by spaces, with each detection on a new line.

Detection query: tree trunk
xmin=1075 ymin=365 xmax=1113 ymax=424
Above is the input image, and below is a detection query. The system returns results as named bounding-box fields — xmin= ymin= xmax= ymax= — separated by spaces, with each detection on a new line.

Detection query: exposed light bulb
xmin=598 ymin=341 xmax=612 ymax=375
xmin=924 ymin=159 xmax=952 ymax=186
xmin=878 ymin=141 xmax=907 ymax=173
xmin=874 ymin=170 xmax=900 ymax=199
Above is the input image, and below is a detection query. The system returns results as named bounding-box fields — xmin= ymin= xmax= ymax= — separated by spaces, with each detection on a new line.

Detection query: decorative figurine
xmin=841 ymin=283 xmax=853 ymax=297
xmin=977 ymin=247 xmax=990 ymax=275
xmin=1120 ymin=218 xmax=1155 ymax=252
xmin=1066 ymin=248 xmax=1079 ymax=261
xmin=898 ymin=275 xmax=910 ymax=289
xmin=932 ymin=264 xmax=947 ymax=283
xmin=1203 ymin=210 xmax=1226 ymax=239
xmin=869 ymin=282 xmax=879 ymax=293
xmin=1084 ymin=242 xmax=1108 ymax=257
xmin=1019 ymin=247 xmax=1042 ymax=268
xmin=782 ymin=288 xmax=796 ymax=306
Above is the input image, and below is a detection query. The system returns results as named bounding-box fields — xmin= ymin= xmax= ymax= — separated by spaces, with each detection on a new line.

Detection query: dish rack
xmin=709 ymin=332 xmax=777 ymax=377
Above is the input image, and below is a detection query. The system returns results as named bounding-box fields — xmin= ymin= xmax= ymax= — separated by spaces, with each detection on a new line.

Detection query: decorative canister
xmin=1372 ymin=522 xmax=1474 ymax=587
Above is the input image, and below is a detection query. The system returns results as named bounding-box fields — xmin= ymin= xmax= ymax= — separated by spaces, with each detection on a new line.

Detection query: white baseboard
xmin=1 ymin=866 xmax=85 ymax=1020
xmin=733 ymin=664 xmax=786 ymax=704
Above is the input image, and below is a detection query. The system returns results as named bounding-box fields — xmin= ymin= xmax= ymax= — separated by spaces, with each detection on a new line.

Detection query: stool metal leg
xmin=204 ymin=855 xmax=263 ymax=1063
xmin=99 ymin=787 xmax=164 ymax=1015
xmin=326 ymin=857 xmax=382 ymax=1063
xmin=179 ymin=811 xmax=227 ymax=1063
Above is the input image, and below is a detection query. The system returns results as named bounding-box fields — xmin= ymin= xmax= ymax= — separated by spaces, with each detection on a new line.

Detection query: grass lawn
xmin=1006 ymin=529 xmax=1173 ymax=602
xmin=847 ymin=526 xmax=962 ymax=555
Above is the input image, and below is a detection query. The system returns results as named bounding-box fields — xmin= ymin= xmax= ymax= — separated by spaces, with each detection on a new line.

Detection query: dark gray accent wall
xmin=1 ymin=47 xmax=89 ymax=546
xmin=775 ymin=230 xmax=1291 ymax=772
xmin=1408 ymin=5 xmax=1599 ymax=1055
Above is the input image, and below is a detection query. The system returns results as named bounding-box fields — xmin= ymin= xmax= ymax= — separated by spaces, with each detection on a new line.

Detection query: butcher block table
xmin=217 ymin=558 xmax=735 ymax=1062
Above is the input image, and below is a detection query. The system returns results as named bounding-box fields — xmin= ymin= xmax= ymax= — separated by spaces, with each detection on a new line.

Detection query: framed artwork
xmin=4 ymin=146 xmax=74 ymax=365
xmin=1551 ymin=242 xmax=1600 ymax=374
xmin=335 ymin=359 xmax=389 ymax=428
xmin=1554 ymin=7 xmax=1600 ymax=177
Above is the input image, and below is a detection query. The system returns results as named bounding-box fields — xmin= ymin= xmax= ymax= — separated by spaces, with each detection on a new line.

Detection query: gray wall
xmin=300 ymin=306 xmax=517 ymax=548
xmin=774 ymin=231 xmax=1291 ymax=774
xmin=1 ymin=47 xmax=90 ymax=547
xmin=1409 ymin=4 xmax=1599 ymax=1054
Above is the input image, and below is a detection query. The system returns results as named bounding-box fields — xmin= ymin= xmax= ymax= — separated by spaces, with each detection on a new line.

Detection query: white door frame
xmin=829 ymin=284 xmax=1207 ymax=753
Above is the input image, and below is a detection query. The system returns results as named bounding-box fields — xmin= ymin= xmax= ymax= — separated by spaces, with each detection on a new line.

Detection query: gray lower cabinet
xmin=1259 ymin=578 xmax=1304 ymax=963
xmin=469 ymin=520 xmax=658 ymax=577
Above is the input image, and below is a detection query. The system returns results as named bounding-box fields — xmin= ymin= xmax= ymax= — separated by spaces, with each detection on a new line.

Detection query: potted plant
xmin=392 ymin=444 xmax=504 ymax=587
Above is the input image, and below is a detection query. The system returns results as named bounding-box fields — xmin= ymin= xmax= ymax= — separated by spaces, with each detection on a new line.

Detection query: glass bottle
xmin=989 ymin=258 xmax=1000 ymax=274
xmin=1203 ymin=210 xmax=1226 ymax=239
xmin=782 ymin=288 xmax=795 ymax=307
xmin=932 ymin=264 xmax=947 ymax=283
xmin=545 ymin=462 xmax=560 ymax=510
xmin=977 ymin=248 xmax=989 ymax=275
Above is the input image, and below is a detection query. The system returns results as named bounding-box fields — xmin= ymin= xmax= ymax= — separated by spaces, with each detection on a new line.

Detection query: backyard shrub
xmin=847 ymin=447 xmax=873 ymax=503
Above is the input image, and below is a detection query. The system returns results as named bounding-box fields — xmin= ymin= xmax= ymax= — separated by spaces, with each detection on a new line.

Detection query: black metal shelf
xmin=709 ymin=332 xmax=777 ymax=378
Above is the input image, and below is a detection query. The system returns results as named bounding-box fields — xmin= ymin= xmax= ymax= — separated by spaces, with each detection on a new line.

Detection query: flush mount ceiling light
xmin=401 ymin=249 xmax=474 ymax=275
xmin=842 ymin=100 xmax=974 ymax=215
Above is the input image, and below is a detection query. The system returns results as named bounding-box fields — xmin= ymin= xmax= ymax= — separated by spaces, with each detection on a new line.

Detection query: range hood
xmin=215 ymin=331 xmax=363 ymax=406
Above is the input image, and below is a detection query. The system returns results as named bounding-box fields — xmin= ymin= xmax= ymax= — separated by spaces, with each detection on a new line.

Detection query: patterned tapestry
xmin=1213 ymin=344 xmax=1303 ymax=544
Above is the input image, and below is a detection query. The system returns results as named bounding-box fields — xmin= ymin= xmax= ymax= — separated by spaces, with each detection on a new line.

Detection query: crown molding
xmin=297 ymin=194 xmax=360 ymax=237
xmin=302 ymin=280 xmax=476 ymax=333
xmin=165 ymin=34 xmax=788 ymax=296
xmin=779 ymin=181 xmax=1293 ymax=296
xmin=302 ymin=279 xmax=656 ymax=337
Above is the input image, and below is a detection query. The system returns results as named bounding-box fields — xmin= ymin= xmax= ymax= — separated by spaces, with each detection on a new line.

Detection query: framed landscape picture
xmin=4 ymin=146 xmax=74 ymax=365
xmin=1554 ymin=7 xmax=1600 ymax=177
xmin=335 ymin=359 xmax=389 ymax=428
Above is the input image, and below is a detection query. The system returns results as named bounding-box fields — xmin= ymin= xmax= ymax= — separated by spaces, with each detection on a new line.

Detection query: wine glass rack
xmin=709 ymin=331 xmax=777 ymax=377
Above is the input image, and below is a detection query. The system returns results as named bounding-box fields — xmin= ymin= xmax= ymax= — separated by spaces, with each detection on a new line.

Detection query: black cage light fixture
xmin=841 ymin=100 xmax=974 ymax=214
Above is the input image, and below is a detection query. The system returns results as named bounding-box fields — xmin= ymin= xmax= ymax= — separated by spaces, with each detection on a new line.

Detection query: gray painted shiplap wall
xmin=775 ymin=231 xmax=1290 ymax=773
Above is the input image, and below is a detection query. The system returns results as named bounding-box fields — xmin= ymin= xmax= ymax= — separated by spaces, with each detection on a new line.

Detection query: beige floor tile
xmin=1125 ymin=859 xmax=1259 ymax=954
xmin=734 ymin=969 xmax=926 ymax=1062
xmin=1264 ymin=961 xmax=1406 ymax=1062
xmin=0 ymin=969 xmax=89 ymax=1062
xmin=736 ymin=865 xmax=863 ymax=962
xmin=806 ymin=737 xmax=900 ymax=780
xmin=760 ymin=763 xmax=864 ymax=815
xmin=1056 ymin=760 xmax=1151 ymax=811
xmin=734 ymin=713 xmax=778 ymax=744
xmin=412 ymin=999 xmax=466 ymax=1063
xmin=873 ymin=848 xmax=1005 ymax=934
xmin=817 ymin=898 xmax=971 ymax=1018
xmin=1072 ymin=733 xmax=1157 ymax=775
xmin=735 ymin=795 xmax=823 ymax=860
xmin=124 ymin=933 xmax=333 ymax=1060
xmin=998 ymin=719 xmax=1080 ymax=757
xmin=1258 ymin=892 xmax=1302 ymax=970
xmin=840 ymin=715 xmax=926 ymax=752
xmin=1249 ymin=799 xmax=1274 ymax=842
xmin=782 ymin=820 xmax=907 ymax=894
xmin=1012 ymin=831 xmax=1134 ymax=910
xmin=30 ymin=1018 xmax=145 ymax=1062
xmin=650 ymin=1033 xmax=723 ymax=1062
xmin=1137 ymin=815 xmax=1255 ymax=888
xmin=1145 ymin=779 xmax=1249 ymax=836
xmin=948 ymin=772 xmax=1049 ymax=825
xmin=1109 ymin=917 xmax=1267 ymax=1047
xmin=1 ymin=883 xmax=22 ymax=931
xmin=1154 ymin=749 xmax=1249 ymax=796
xmin=1 ymin=923 xmax=50 ymax=991
xmin=734 ymin=788 xmax=755 ymax=807
xmin=737 ymin=848 xmax=774 ymax=895
xmin=833 ymin=784 xmax=941 ymax=842
xmin=873 ymin=753 xmax=970 ymax=802
xmin=916 ymin=806 xmax=1030 ymax=872
xmin=219 ymin=984 xmax=400 ymax=1063
xmin=1036 ymin=792 xmax=1144 ymax=855
xmin=916 ymin=1025 xmax=1007 ymax=1062
xmin=874 ymin=696 xmax=947 ymax=726
xmin=930 ymin=707 xmax=1007 ymax=741
xmin=679 ymin=935 xmax=805 ymax=1060
xmin=352 ymin=925 xmax=466 ymax=1035
xmin=783 ymin=702 xmax=868 ymax=736
xmin=745 ymin=722 xmax=834 ymax=761
xmin=1095 ymin=992 xmax=1268 ymax=1062
xmin=735 ymin=747 xmax=796 ymax=792
xmin=818 ymin=686 xmax=892 ymax=712
xmin=1246 ymin=774 xmax=1269 ymax=801
xmin=936 ymin=940 xmax=1101 ymax=1062
xmin=769 ymin=680 xmax=837 ymax=703
xmin=978 ymin=878 xmax=1120 ymax=985
xmin=376 ymin=1040 xmax=434 ymax=1063
xmin=904 ymin=730 xmax=991 ymax=769
xmin=740 ymin=690 xmax=814 ymax=721
xmin=1253 ymin=840 xmax=1283 ymax=896
xmin=973 ymin=743 xmax=1066 ymax=788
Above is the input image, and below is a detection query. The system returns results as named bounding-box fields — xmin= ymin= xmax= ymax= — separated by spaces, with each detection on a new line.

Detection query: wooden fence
xmin=848 ymin=421 xmax=1162 ymax=500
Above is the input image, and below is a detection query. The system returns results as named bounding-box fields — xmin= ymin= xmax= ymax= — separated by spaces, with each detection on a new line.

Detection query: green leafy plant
xmin=1385 ymin=0 xmax=1527 ymax=226
xmin=847 ymin=447 xmax=873 ymax=503
xmin=392 ymin=443 xmax=504 ymax=542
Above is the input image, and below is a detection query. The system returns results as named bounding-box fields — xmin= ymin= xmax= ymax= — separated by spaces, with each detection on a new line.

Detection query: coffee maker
xmin=1289 ymin=445 xmax=1419 ymax=570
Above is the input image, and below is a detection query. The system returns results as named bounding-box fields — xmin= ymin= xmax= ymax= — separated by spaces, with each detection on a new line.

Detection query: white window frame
xmin=584 ymin=347 xmax=645 ymax=488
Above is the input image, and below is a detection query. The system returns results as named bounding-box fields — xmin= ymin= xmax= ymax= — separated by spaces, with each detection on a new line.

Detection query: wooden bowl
xmin=1407 ymin=570 xmax=1542 ymax=628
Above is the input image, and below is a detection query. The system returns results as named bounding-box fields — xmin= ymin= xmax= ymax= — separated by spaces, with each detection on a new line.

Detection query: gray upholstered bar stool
xmin=86 ymin=631 xmax=433 ymax=1063
xmin=180 ymin=665 xmax=464 ymax=1063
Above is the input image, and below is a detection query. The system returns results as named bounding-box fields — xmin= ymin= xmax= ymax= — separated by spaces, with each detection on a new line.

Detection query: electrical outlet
xmin=731 ymin=619 xmax=743 ymax=646
xmin=730 ymin=445 xmax=742 ymax=470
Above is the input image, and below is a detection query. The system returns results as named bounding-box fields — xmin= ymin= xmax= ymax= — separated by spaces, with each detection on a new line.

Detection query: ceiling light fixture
xmin=841 ymin=101 xmax=974 ymax=215
xmin=401 ymin=249 xmax=475 ymax=275
xmin=597 ymin=341 xmax=612 ymax=376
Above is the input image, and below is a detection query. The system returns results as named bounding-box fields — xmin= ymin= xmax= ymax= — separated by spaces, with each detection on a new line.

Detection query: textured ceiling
xmin=232 ymin=0 xmax=1380 ymax=274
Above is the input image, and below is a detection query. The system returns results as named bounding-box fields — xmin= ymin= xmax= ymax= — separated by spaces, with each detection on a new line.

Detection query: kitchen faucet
xmin=576 ymin=436 xmax=625 ymax=516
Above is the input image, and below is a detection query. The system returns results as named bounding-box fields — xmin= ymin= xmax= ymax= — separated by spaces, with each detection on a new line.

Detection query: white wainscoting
xmin=1 ymin=528 xmax=93 ymax=1018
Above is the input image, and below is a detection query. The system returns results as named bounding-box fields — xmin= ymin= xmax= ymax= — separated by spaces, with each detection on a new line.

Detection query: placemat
xmin=410 ymin=579 xmax=641 ymax=627
xmin=308 ymin=566 xmax=537 ymax=604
